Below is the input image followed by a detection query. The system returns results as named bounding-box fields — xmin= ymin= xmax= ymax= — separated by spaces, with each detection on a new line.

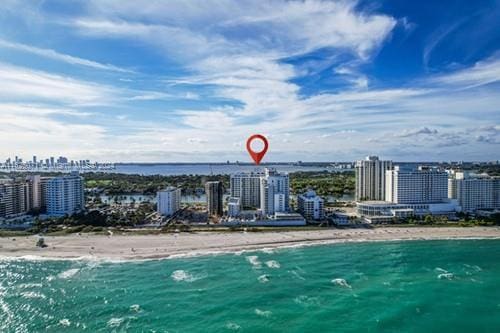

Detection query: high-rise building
xmin=297 ymin=189 xmax=324 ymax=220
xmin=46 ymin=172 xmax=85 ymax=216
xmin=386 ymin=166 xmax=448 ymax=204
xmin=260 ymin=168 xmax=290 ymax=216
xmin=448 ymin=171 xmax=499 ymax=212
xmin=157 ymin=187 xmax=181 ymax=216
xmin=205 ymin=181 xmax=223 ymax=216
xmin=0 ymin=180 xmax=28 ymax=218
xmin=26 ymin=175 xmax=42 ymax=210
xmin=230 ymin=171 xmax=263 ymax=209
xmin=50 ymin=157 xmax=55 ymax=167
xmin=355 ymin=156 xmax=392 ymax=201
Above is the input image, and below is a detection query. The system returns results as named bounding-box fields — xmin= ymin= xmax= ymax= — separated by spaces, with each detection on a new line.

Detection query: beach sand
xmin=1 ymin=227 xmax=499 ymax=260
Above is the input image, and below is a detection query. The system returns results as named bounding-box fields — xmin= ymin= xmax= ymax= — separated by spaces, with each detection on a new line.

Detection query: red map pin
xmin=246 ymin=134 xmax=269 ymax=165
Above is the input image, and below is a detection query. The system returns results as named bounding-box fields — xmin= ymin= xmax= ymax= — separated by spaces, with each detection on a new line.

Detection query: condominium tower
xmin=157 ymin=187 xmax=181 ymax=217
xmin=230 ymin=171 xmax=263 ymax=209
xmin=448 ymin=171 xmax=499 ymax=212
xmin=260 ymin=168 xmax=290 ymax=216
xmin=46 ymin=173 xmax=85 ymax=216
xmin=355 ymin=156 xmax=392 ymax=201
xmin=205 ymin=181 xmax=223 ymax=216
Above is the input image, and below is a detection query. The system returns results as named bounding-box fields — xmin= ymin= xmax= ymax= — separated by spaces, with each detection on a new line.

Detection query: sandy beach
xmin=1 ymin=227 xmax=499 ymax=260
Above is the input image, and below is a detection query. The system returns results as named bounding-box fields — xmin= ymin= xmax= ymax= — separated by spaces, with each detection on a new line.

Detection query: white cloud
xmin=0 ymin=62 xmax=117 ymax=105
xmin=0 ymin=38 xmax=133 ymax=73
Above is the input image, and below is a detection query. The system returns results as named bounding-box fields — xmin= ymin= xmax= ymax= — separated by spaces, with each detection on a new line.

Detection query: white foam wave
xmin=59 ymin=319 xmax=71 ymax=327
xmin=265 ymin=260 xmax=280 ymax=269
xmin=171 ymin=270 xmax=203 ymax=282
xmin=58 ymin=268 xmax=80 ymax=279
xmin=331 ymin=278 xmax=352 ymax=288
xmin=255 ymin=308 xmax=272 ymax=318
xmin=246 ymin=256 xmax=262 ymax=269
xmin=438 ymin=273 xmax=454 ymax=280
xmin=130 ymin=304 xmax=141 ymax=312
xmin=257 ymin=274 xmax=270 ymax=283
xmin=107 ymin=317 xmax=124 ymax=328
xmin=225 ymin=322 xmax=241 ymax=331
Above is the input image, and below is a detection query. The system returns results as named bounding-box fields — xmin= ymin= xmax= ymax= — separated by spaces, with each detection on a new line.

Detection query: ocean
xmin=1 ymin=239 xmax=499 ymax=332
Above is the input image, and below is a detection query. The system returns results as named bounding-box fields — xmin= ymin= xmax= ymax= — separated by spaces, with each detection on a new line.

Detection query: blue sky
xmin=0 ymin=0 xmax=499 ymax=162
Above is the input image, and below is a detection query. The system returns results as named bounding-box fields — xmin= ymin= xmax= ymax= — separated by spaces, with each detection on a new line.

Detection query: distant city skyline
xmin=0 ymin=1 xmax=499 ymax=162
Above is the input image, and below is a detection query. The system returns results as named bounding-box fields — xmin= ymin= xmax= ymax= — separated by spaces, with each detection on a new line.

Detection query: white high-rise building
xmin=46 ymin=172 xmax=85 ymax=216
xmin=355 ymin=156 xmax=392 ymax=201
xmin=260 ymin=168 xmax=290 ymax=216
xmin=385 ymin=166 xmax=448 ymax=204
xmin=157 ymin=187 xmax=181 ymax=216
xmin=448 ymin=171 xmax=499 ymax=212
xmin=297 ymin=190 xmax=324 ymax=220
xmin=230 ymin=171 xmax=263 ymax=209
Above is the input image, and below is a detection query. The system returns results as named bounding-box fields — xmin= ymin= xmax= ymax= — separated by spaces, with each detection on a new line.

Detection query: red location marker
xmin=246 ymin=134 xmax=269 ymax=165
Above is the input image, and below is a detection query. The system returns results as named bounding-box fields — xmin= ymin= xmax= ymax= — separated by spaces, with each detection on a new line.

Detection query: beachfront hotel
xmin=385 ymin=166 xmax=448 ymax=204
xmin=157 ymin=187 xmax=181 ymax=217
xmin=355 ymin=156 xmax=393 ymax=201
xmin=357 ymin=165 xmax=457 ymax=222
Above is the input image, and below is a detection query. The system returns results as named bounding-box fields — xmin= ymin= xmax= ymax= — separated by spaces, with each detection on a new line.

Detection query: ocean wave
xmin=59 ymin=319 xmax=71 ymax=327
xmin=438 ymin=273 xmax=454 ymax=280
xmin=246 ymin=256 xmax=262 ymax=269
xmin=20 ymin=291 xmax=46 ymax=299
xmin=130 ymin=304 xmax=141 ymax=312
xmin=171 ymin=270 xmax=204 ymax=282
xmin=260 ymin=248 xmax=275 ymax=254
xmin=107 ymin=317 xmax=124 ymax=328
xmin=58 ymin=268 xmax=80 ymax=279
xmin=255 ymin=308 xmax=272 ymax=318
xmin=225 ymin=322 xmax=241 ymax=331
xmin=265 ymin=260 xmax=280 ymax=269
xmin=257 ymin=274 xmax=270 ymax=283
xmin=331 ymin=278 xmax=352 ymax=288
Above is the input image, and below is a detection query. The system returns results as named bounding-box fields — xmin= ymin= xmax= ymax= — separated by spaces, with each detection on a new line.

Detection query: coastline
xmin=1 ymin=227 xmax=499 ymax=261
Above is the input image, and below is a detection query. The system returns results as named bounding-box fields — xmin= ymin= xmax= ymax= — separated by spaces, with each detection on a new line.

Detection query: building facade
xmin=297 ymin=189 xmax=324 ymax=220
xmin=355 ymin=156 xmax=392 ymax=201
xmin=205 ymin=181 xmax=223 ymax=216
xmin=230 ymin=171 xmax=263 ymax=209
xmin=157 ymin=187 xmax=181 ymax=217
xmin=385 ymin=166 xmax=448 ymax=204
xmin=448 ymin=172 xmax=499 ymax=212
xmin=0 ymin=181 xmax=28 ymax=218
xmin=260 ymin=168 xmax=290 ymax=216
xmin=46 ymin=173 xmax=85 ymax=216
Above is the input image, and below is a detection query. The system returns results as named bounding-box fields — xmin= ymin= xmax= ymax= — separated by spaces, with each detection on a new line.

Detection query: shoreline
xmin=0 ymin=227 xmax=499 ymax=261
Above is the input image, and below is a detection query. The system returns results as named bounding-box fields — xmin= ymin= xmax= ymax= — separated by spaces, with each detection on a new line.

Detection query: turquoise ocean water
xmin=1 ymin=239 xmax=499 ymax=332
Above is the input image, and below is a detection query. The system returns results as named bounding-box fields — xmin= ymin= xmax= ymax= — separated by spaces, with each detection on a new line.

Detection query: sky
xmin=0 ymin=0 xmax=499 ymax=163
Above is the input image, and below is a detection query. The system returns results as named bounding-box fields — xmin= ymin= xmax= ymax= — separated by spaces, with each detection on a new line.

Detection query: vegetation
xmin=290 ymin=171 xmax=355 ymax=197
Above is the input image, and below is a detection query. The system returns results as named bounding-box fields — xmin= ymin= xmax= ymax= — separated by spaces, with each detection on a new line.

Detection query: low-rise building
xmin=297 ymin=189 xmax=324 ymax=220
